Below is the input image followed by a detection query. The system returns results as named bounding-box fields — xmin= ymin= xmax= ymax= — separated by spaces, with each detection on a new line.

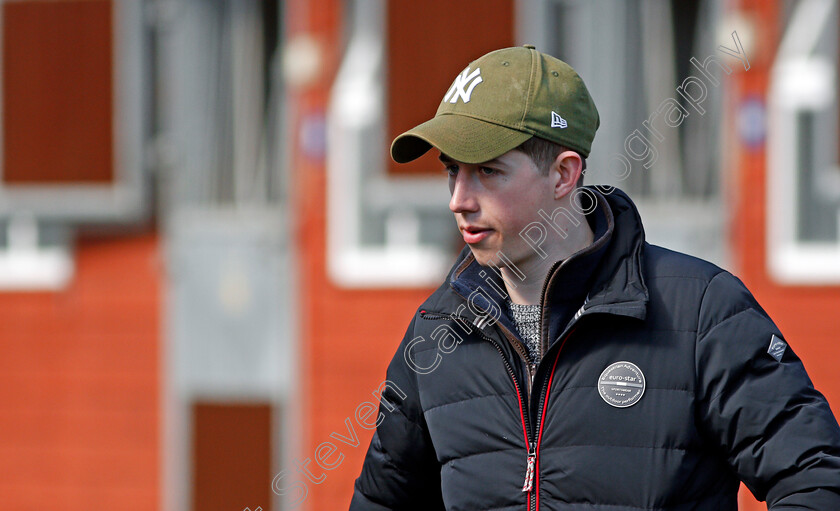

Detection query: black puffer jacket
xmin=350 ymin=188 xmax=840 ymax=510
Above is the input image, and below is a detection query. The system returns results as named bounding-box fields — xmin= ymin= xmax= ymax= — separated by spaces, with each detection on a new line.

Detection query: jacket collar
xmin=582 ymin=187 xmax=649 ymax=319
xmin=420 ymin=187 xmax=649 ymax=330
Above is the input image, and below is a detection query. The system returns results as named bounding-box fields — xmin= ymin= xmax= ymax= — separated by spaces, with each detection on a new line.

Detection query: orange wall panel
xmin=0 ymin=233 xmax=161 ymax=510
xmin=2 ymin=0 xmax=114 ymax=184
xmin=386 ymin=0 xmax=514 ymax=177
xmin=732 ymin=0 xmax=840 ymax=509
xmin=192 ymin=403 xmax=273 ymax=511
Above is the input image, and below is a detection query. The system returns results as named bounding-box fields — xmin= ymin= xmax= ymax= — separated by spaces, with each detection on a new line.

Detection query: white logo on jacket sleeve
xmin=598 ymin=361 xmax=645 ymax=408
xmin=444 ymin=67 xmax=483 ymax=104
xmin=767 ymin=334 xmax=787 ymax=362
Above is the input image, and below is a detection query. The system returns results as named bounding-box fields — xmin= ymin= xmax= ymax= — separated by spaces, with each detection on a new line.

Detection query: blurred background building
xmin=0 ymin=0 xmax=837 ymax=510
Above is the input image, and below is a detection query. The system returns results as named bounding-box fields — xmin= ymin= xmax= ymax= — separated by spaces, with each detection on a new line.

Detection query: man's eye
xmin=444 ymin=165 xmax=458 ymax=176
xmin=479 ymin=167 xmax=498 ymax=176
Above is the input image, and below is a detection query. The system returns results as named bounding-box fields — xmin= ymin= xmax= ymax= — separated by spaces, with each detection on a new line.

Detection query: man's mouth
xmin=461 ymin=226 xmax=493 ymax=244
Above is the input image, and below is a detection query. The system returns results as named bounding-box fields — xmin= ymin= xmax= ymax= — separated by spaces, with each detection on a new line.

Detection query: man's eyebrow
xmin=438 ymin=154 xmax=504 ymax=166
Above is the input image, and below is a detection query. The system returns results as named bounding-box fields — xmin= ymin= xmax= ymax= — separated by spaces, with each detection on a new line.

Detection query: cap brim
xmin=390 ymin=114 xmax=533 ymax=164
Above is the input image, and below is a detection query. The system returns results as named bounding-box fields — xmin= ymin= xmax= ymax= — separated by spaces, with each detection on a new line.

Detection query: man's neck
xmin=500 ymin=217 xmax=595 ymax=306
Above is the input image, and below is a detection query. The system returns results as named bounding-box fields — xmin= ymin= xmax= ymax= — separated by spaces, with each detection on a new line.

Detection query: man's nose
xmin=449 ymin=172 xmax=479 ymax=213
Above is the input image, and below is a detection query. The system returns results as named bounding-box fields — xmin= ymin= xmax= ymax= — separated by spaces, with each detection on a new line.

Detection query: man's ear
xmin=551 ymin=150 xmax=583 ymax=200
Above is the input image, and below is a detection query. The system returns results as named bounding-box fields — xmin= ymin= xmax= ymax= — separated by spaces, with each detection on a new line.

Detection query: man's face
xmin=443 ymin=149 xmax=556 ymax=269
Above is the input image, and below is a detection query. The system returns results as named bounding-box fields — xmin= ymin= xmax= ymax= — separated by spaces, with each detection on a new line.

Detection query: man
xmin=349 ymin=45 xmax=840 ymax=510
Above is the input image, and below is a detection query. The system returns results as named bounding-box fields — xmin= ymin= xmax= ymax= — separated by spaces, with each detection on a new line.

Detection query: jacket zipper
xmin=496 ymin=320 xmax=538 ymax=393
xmin=480 ymin=331 xmax=537 ymax=510
xmin=528 ymin=327 xmax=576 ymax=510
xmin=421 ymin=311 xmax=537 ymax=508
xmin=420 ymin=310 xmax=584 ymax=510
xmin=523 ymin=442 xmax=536 ymax=492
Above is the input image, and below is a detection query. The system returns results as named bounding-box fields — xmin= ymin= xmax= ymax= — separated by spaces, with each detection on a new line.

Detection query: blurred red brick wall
xmin=0 ymin=233 xmax=160 ymax=510
xmin=732 ymin=0 xmax=840 ymax=508
xmin=287 ymin=3 xmax=429 ymax=508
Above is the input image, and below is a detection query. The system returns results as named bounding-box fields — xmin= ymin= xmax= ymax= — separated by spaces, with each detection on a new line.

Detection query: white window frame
xmin=0 ymin=0 xmax=145 ymax=290
xmin=767 ymin=0 xmax=840 ymax=284
xmin=326 ymin=0 xmax=452 ymax=288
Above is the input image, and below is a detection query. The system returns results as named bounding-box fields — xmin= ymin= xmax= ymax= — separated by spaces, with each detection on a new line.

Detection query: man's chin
xmin=467 ymin=246 xmax=499 ymax=268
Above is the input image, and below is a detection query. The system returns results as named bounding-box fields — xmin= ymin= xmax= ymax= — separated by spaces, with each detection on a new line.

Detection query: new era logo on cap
xmin=768 ymin=334 xmax=787 ymax=362
xmin=550 ymin=111 xmax=567 ymax=128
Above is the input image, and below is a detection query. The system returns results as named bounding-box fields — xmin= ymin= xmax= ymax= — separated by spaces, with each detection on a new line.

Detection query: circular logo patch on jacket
xmin=597 ymin=361 xmax=646 ymax=408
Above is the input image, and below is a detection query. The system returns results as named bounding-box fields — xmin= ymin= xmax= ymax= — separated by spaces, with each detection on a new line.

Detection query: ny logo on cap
xmin=444 ymin=67 xmax=483 ymax=104
xmin=551 ymin=111 xmax=568 ymax=128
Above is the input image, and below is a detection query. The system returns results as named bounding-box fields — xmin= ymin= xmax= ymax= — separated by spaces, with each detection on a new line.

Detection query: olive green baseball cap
xmin=391 ymin=45 xmax=600 ymax=164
